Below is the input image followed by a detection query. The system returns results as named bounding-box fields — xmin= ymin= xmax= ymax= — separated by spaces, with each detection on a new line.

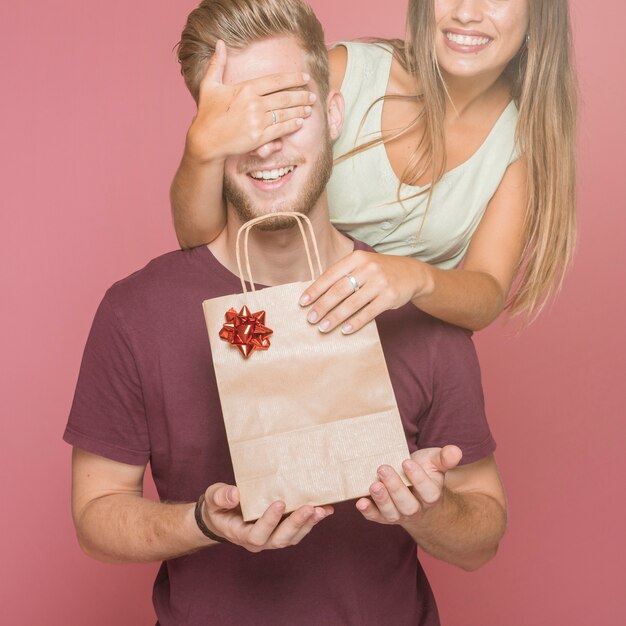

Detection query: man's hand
xmin=356 ymin=448 xmax=507 ymax=571
xmin=202 ymin=483 xmax=333 ymax=552
xmin=185 ymin=40 xmax=316 ymax=164
xmin=356 ymin=446 xmax=463 ymax=526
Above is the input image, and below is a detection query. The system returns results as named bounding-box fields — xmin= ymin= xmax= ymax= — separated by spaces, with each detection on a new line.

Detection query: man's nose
xmin=249 ymin=139 xmax=283 ymax=159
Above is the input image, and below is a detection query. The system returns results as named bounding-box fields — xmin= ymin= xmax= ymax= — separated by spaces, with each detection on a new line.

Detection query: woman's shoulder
xmin=329 ymin=41 xmax=395 ymax=112
xmin=328 ymin=45 xmax=348 ymax=93
xmin=329 ymin=41 xmax=394 ymax=89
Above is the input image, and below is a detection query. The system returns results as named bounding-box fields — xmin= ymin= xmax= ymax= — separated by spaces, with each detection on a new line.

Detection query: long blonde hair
xmin=338 ymin=0 xmax=577 ymax=321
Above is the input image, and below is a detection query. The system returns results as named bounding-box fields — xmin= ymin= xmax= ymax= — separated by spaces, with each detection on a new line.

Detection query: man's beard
xmin=222 ymin=136 xmax=333 ymax=232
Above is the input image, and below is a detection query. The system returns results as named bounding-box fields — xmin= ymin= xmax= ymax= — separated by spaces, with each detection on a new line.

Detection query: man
xmin=64 ymin=1 xmax=507 ymax=624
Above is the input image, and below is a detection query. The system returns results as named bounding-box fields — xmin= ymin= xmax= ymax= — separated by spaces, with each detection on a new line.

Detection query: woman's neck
xmin=441 ymin=72 xmax=511 ymax=118
xmin=389 ymin=54 xmax=511 ymax=118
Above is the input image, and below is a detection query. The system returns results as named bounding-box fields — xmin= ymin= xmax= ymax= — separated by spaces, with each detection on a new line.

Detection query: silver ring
xmin=271 ymin=110 xmax=277 ymax=125
xmin=346 ymin=274 xmax=359 ymax=293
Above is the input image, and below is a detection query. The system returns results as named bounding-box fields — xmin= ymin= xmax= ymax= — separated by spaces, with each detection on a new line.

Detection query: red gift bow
xmin=219 ymin=306 xmax=273 ymax=358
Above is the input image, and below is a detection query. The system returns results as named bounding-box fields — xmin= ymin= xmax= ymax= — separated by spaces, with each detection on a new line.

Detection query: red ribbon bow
xmin=219 ymin=306 xmax=273 ymax=358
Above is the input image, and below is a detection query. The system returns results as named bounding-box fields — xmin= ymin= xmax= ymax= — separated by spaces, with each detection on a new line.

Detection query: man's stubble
xmin=223 ymin=134 xmax=333 ymax=232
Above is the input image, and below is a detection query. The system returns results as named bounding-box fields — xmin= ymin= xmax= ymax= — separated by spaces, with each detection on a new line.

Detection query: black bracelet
xmin=194 ymin=494 xmax=228 ymax=543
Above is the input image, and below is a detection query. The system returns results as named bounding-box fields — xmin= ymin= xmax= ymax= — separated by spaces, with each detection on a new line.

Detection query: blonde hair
xmin=176 ymin=0 xmax=329 ymax=104
xmin=339 ymin=0 xmax=578 ymax=321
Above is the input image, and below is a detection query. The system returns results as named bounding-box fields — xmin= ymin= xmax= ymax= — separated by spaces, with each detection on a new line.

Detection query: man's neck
xmin=208 ymin=198 xmax=353 ymax=287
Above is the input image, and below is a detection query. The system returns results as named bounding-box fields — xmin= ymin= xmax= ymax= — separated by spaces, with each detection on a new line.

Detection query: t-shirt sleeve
xmin=63 ymin=291 xmax=150 ymax=466
xmin=417 ymin=325 xmax=496 ymax=465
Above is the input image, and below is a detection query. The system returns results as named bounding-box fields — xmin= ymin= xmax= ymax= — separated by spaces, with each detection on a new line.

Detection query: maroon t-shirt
xmin=64 ymin=242 xmax=495 ymax=626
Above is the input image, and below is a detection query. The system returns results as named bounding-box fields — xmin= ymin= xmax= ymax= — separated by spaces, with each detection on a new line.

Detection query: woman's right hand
xmin=185 ymin=40 xmax=316 ymax=164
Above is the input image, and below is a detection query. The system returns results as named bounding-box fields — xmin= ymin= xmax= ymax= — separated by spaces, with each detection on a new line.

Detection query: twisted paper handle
xmin=235 ymin=212 xmax=323 ymax=294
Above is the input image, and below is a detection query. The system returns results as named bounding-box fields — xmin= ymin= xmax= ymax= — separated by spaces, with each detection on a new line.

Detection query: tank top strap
xmin=332 ymin=41 xmax=394 ymax=145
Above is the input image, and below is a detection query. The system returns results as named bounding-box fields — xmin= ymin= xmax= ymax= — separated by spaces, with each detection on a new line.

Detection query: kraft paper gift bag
xmin=202 ymin=213 xmax=410 ymax=521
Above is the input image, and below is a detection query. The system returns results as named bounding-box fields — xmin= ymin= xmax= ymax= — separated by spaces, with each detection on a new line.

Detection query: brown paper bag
xmin=202 ymin=213 xmax=409 ymax=521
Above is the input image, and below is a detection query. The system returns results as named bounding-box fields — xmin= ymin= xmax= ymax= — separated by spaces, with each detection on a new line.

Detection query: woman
xmin=171 ymin=0 xmax=577 ymax=333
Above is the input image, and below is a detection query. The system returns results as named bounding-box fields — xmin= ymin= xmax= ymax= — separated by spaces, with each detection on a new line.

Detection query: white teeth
xmin=250 ymin=166 xmax=295 ymax=181
xmin=446 ymin=33 xmax=490 ymax=46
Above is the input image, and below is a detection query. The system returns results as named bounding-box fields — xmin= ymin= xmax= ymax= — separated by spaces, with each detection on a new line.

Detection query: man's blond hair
xmin=177 ymin=0 xmax=329 ymax=104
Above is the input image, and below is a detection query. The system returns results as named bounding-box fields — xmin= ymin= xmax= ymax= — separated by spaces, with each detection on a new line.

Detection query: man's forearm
xmin=404 ymin=488 xmax=507 ymax=571
xmin=75 ymin=494 xmax=215 ymax=564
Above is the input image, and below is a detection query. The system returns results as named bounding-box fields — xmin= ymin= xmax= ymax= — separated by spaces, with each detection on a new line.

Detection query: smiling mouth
xmin=445 ymin=32 xmax=492 ymax=47
xmin=248 ymin=166 xmax=296 ymax=182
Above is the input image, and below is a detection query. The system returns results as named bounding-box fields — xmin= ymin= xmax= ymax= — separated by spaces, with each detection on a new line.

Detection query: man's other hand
xmin=356 ymin=445 xmax=463 ymax=526
xmin=201 ymin=483 xmax=334 ymax=552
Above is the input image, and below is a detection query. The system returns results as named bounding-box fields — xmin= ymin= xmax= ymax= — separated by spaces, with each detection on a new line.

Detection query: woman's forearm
xmin=170 ymin=149 xmax=227 ymax=249
xmin=412 ymin=263 xmax=507 ymax=331
xmin=299 ymin=251 xmax=510 ymax=335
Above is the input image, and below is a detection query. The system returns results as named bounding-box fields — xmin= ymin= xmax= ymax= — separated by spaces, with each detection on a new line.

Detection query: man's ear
xmin=325 ymin=90 xmax=344 ymax=142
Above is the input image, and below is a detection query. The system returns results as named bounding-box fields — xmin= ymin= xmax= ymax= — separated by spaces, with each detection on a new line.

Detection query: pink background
xmin=2 ymin=1 xmax=624 ymax=624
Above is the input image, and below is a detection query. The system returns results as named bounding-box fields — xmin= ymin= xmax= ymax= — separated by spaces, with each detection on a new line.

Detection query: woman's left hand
xmin=298 ymin=250 xmax=432 ymax=334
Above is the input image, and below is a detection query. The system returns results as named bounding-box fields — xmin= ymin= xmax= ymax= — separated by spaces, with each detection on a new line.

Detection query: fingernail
xmin=303 ymin=73 xmax=310 ymax=81
xmin=296 ymin=118 xmax=304 ymax=126
xmin=357 ymin=501 xmax=368 ymax=511
xmin=403 ymin=460 xmax=416 ymax=472
xmin=227 ymin=487 xmax=236 ymax=502
xmin=318 ymin=320 xmax=330 ymax=332
xmin=341 ymin=323 xmax=353 ymax=335
xmin=300 ymin=294 xmax=311 ymax=306
xmin=318 ymin=510 xmax=330 ymax=522
xmin=304 ymin=106 xmax=312 ymax=114
xmin=307 ymin=310 xmax=318 ymax=323
xmin=378 ymin=466 xmax=391 ymax=478
xmin=372 ymin=484 xmax=383 ymax=495
xmin=309 ymin=93 xmax=317 ymax=103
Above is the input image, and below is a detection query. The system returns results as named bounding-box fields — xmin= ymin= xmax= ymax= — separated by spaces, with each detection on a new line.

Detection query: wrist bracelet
xmin=194 ymin=494 xmax=228 ymax=543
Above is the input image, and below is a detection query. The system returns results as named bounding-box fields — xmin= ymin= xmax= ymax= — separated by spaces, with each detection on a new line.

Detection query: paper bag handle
xmin=235 ymin=212 xmax=323 ymax=294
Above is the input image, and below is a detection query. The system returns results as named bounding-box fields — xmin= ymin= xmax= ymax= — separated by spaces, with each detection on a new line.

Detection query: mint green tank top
xmin=326 ymin=41 xmax=519 ymax=269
